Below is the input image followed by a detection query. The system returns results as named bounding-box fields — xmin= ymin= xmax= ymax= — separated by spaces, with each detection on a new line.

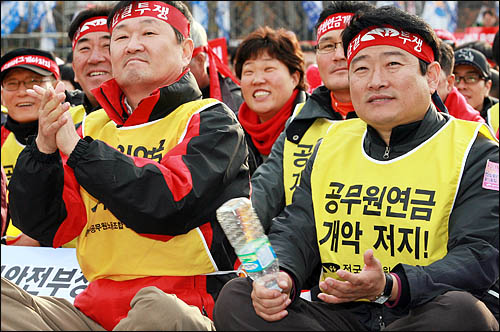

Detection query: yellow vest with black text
xmin=312 ymin=118 xmax=496 ymax=280
xmin=79 ymin=98 xmax=221 ymax=282
xmin=283 ymin=103 xmax=336 ymax=204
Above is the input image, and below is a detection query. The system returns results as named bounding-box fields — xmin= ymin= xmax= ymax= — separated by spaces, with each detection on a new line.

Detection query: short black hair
xmin=68 ymin=6 xmax=113 ymax=42
xmin=107 ymin=1 xmax=193 ymax=43
xmin=315 ymin=1 xmax=375 ymax=34
xmin=438 ymin=41 xmax=454 ymax=76
xmin=342 ymin=5 xmax=440 ymax=75
xmin=59 ymin=63 xmax=82 ymax=90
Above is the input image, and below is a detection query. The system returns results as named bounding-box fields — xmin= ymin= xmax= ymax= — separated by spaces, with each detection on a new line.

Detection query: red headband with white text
xmin=1 ymin=55 xmax=60 ymax=80
xmin=110 ymin=1 xmax=190 ymax=38
xmin=316 ymin=13 xmax=354 ymax=43
xmin=72 ymin=16 xmax=109 ymax=50
xmin=346 ymin=26 xmax=434 ymax=68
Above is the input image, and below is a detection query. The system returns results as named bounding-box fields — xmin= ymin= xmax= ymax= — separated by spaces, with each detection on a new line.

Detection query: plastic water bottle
xmin=216 ymin=197 xmax=282 ymax=291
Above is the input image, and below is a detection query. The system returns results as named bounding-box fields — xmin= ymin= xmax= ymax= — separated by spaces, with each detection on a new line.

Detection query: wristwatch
xmin=373 ymin=273 xmax=393 ymax=304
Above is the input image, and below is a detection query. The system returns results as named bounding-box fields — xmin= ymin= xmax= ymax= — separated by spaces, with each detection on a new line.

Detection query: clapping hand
xmin=317 ymin=249 xmax=387 ymax=304
xmin=28 ymin=81 xmax=80 ymax=156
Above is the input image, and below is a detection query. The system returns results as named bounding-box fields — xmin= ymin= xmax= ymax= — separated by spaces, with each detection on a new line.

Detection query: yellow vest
xmin=69 ymin=104 xmax=87 ymax=125
xmin=312 ymin=118 xmax=496 ymax=281
xmin=1 ymin=132 xmax=25 ymax=238
xmin=487 ymin=103 xmax=499 ymax=137
xmin=1 ymin=106 xmax=84 ymax=246
xmin=78 ymin=98 xmax=222 ymax=282
xmin=283 ymin=103 xmax=336 ymax=205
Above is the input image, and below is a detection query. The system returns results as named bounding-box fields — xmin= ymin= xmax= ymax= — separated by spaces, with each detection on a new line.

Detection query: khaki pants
xmin=1 ymin=277 xmax=215 ymax=331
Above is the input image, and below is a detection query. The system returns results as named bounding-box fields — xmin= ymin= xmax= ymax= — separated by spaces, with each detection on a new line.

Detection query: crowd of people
xmin=0 ymin=0 xmax=498 ymax=331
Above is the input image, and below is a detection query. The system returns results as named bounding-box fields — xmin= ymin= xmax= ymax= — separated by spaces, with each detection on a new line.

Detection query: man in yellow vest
xmin=65 ymin=6 xmax=114 ymax=124
xmin=1 ymin=48 xmax=61 ymax=246
xmin=3 ymin=1 xmax=249 ymax=330
xmin=250 ymin=1 xmax=374 ymax=233
xmin=214 ymin=5 xmax=499 ymax=331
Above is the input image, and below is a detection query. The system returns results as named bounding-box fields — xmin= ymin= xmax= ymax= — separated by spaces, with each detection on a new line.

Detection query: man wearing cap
xmin=454 ymin=47 xmax=499 ymax=121
xmin=250 ymin=1 xmax=374 ymax=234
xmin=436 ymin=41 xmax=485 ymax=123
xmin=3 ymin=1 xmax=249 ymax=330
xmin=188 ymin=20 xmax=243 ymax=114
xmin=214 ymin=5 xmax=498 ymax=331
xmin=66 ymin=6 xmax=113 ymax=124
xmin=1 ymin=48 xmax=61 ymax=246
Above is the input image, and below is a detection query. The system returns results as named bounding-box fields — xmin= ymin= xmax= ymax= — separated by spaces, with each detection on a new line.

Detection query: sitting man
xmin=251 ymin=1 xmax=375 ymax=233
xmin=436 ymin=41 xmax=484 ymax=122
xmin=214 ymin=5 xmax=499 ymax=331
xmin=188 ymin=20 xmax=243 ymax=114
xmin=66 ymin=5 xmax=114 ymax=122
xmin=454 ymin=47 xmax=498 ymax=121
xmin=1 ymin=48 xmax=61 ymax=246
xmin=3 ymin=1 xmax=249 ymax=330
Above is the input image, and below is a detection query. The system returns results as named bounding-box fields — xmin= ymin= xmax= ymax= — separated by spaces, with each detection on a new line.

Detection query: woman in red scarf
xmin=234 ymin=26 xmax=308 ymax=174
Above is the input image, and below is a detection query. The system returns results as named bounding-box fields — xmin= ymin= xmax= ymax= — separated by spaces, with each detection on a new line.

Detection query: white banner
xmin=1 ymin=245 xmax=87 ymax=303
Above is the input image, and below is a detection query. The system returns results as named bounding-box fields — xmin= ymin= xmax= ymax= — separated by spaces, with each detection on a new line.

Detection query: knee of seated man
xmin=440 ymin=291 xmax=498 ymax=330
xmin=214 ymin=277 xmax=253 ymax=322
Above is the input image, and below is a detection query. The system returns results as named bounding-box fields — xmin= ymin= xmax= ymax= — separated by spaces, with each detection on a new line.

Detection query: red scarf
xmin=238 ymin=89 xmax=299 ymax=155
xmin=330 ymin=91 xmax=354 ymax=118
xmin=444 ymin=87 xmax=485 ymax=123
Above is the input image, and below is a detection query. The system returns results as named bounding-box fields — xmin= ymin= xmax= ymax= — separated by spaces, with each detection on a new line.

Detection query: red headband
xmin=316 ymin=13 xmax=354 ymax=43
xmin=1 ymin=55 xmax=60 ymax=80
xmin=72 ymin=16 xmax=109 ymax=50
xmin=110 ymin=1 xmax=190 ymax=38
xmin=346 ymin=26 xmax=434 ymax=68
xmin=192 ymin=45 xmax=240 ymax=102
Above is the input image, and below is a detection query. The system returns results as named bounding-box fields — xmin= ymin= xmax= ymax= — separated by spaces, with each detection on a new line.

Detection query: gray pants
xmin=214 ymin=277 xmax=499 ymax=331
xmin=1 ymin=277 xmax=215 ymax=331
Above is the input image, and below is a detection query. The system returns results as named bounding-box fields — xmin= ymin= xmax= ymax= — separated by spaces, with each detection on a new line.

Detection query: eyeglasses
xmin=315 ymin=40 xmax=343 ymax=54
xmin=2 ymin=78 xmax=54 ymax=91
xmin=454 ymin=74 xmax=486 ymax=85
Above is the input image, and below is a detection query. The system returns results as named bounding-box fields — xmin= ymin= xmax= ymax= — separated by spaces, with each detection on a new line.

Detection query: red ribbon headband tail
xmin=193 ymin=45 xmax=241 ymax=102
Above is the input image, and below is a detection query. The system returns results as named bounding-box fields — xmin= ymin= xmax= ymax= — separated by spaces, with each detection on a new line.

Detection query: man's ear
xmin=446 ymin=73 xmax=455 ymax=93
xmin=72 ymin=62 xmax=79 ymax=83
xmin=182 ymin=38 xmax=194 ymax=67
xmin=484 ymin=78 xmax=492 ymax=95
xmin=426 ymin=61 xmax=441 ymax=94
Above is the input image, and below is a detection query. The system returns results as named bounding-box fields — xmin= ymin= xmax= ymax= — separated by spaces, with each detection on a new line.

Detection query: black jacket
xmin=269 ymin=106 xmax=499 ymax=329
xmin=251 ymin=86 xmax=357 ymax=231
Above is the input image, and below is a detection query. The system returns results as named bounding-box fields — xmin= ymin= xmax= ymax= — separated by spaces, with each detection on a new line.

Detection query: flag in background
xmin=421 ymin=1 xmax=457 ymax=32
xmin=1 ymin=1 xmax=28 ymax=36
xmin=39 ymin=2 xmax=57 ymax=52
xmin=376 ymin=1 xmax=405 ymax=9
xmin=301 ymin=1 xmax=323 ymax=33
xmin=216 ymin=1 xmax=230 ymax=40
xmin=191 ymin=1 xmax=209 ymax=32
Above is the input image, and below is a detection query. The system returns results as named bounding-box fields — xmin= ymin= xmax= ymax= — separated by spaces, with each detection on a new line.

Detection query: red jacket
xmin=444 ymin=87 xmax=485 ymax=123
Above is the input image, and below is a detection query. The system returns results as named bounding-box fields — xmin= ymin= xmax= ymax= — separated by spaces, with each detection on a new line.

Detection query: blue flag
xmin=216 ymin=1 xmax=230 ymax=40
xmin=421 ymin=1 xmax=457 ymax=32
xmin=302 ymin=1 xmax=323 ymax=32
xmin=191 ymin=1 xmax=209 ymax=32
xmin=1 ymin=1 xmax=28 ymax=36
